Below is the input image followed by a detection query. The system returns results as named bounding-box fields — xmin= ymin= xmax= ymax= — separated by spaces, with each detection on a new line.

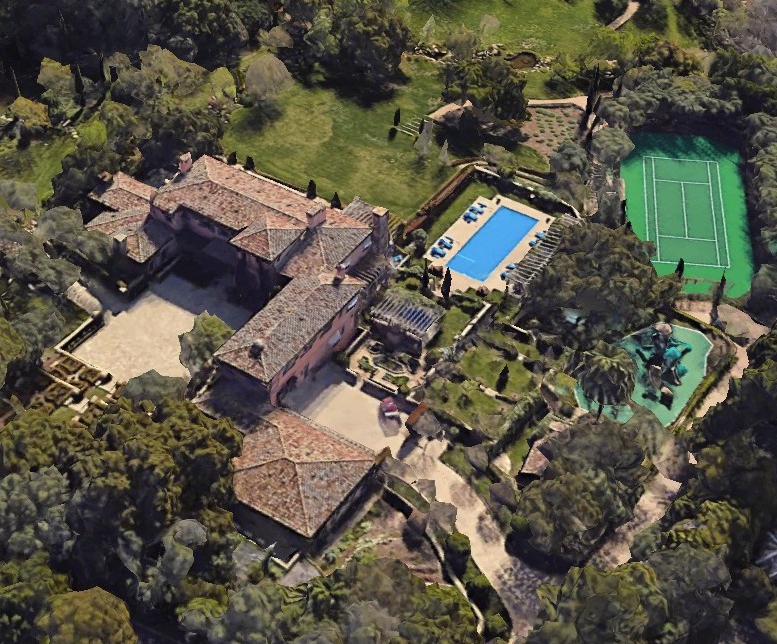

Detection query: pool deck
xmin=424 ymin=195 xmax=555 ymax=293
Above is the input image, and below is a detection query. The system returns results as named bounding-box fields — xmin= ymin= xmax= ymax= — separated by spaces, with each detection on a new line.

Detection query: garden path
xmin=608 ymin=1 xmax=641 ymax=30
xmin=403 ymin=439 xmax=561 ymax=642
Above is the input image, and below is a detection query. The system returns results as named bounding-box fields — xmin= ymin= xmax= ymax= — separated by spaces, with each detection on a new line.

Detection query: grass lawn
xmin=426 ymin=180 xmax=499 ymax=242
xmin=50 ymin=406 xmax=78 ymax=423
xmin=424 ymin=377 xmax=505 ymax=434
xmin=505 ymin=435 xmax=533 ymax=476
xmin=0 ymin=115 xmax=108 ymax=204
xmin=621 ymin=1 xmax=700 ymax=49
xmin=428 ymin=305 xmax=471 ymax=349
xmin=408 ymin=0 xmax=603 ymax=56
xmin=458 ymin=345 xmax=534 ymax=397
xmin=222 ymin=57 xmax=457 ymax=221
xmin=511 ymin=144 xmax=550 ymax=173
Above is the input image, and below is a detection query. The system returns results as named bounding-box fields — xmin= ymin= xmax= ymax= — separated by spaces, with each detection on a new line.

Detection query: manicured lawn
xmin=424 ymin=377 xmax=504 ymax=432
xmin=512 ymin=143 xmax=550 ymax=172
xmin=428 ymin=305 xmax=471 ymax=349
xmin=426 ymin=180 xmax=499 ymax=243
xmin=458 ymin=345 xmax=534 ymax=397
xmin=222 ymin=58 xmax=456 ymax=221
xmin=621 ymin=1 xmax=699 ymax=49
xmin=505 ymin=436 xmax=533 ymax=476
xmin=409 ymin=0 xmax=603 ymax=56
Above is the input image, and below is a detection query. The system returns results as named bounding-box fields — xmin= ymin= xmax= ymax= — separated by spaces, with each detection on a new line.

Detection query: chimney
xmin=113 ymin=233 xmax=128 ymax=255
xmin=249 ymin=339 xmax=265 ymax=359
xmin=179 ymin=152 xmax=193 ymax=174
xmin=306 ymin=204 xmax=327 ymax=229
xmin=334 ymin=263 xmax=347 ymax=284
xmin=370 ymin=206 xmax=389 ymax=253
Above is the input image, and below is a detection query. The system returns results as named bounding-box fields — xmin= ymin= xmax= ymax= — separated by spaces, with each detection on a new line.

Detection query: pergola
xmin=371 ymin=291 xmax=445 ymax=346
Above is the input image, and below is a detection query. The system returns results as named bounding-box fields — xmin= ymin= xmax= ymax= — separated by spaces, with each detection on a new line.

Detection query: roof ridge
xmin=281 ymin=409 xmax=376 ymax=457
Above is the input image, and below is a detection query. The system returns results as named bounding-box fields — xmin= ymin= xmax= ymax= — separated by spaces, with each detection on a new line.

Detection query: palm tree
xmin=576 ymin=340 xmax=636 ymax=420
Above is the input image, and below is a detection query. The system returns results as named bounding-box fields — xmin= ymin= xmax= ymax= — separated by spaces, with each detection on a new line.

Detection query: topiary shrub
xmin=444 ymin=532 xmax=472 ymax=577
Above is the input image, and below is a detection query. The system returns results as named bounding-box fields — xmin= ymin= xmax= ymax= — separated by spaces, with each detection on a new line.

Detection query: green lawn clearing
xmin=428 ymin=305 xmax=471 ymax=349
xmin=424 ymin=377 xmax=505 ymax=432
xmin=426 ymin=180 xmax=499 ymax=243
xmin=222 ymin=58 xmax=457 ymax=221
xmin=622 ymin=132 xmax=754 ymax=298
xmin=409 ymin=0 xmax=603 ymax=56
xmin=458 ymin=345 xmax=534 ymax=398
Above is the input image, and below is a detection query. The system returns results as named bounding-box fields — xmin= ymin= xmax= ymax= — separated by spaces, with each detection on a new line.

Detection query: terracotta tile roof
xmin=86 ymin=208 xmax=173 ymax=264
xmin=85 ymin=207 xmax=148 ymax=237
xmin=229 ymin=215 xmax=303 ymax=260
xmin=214 ymin=273 xmax=364 ymax=383
xmin=233 ymin=408 xmax=375 ymax=537
xmin=88 ymin=173 xmax=155 ymax=211
xmin=340 ymin=196 xmax=375 ymax=225
xmin=279 ymin=215 xmax=371 ymax=277
xmin=154 ymin=156 xmax=330 ymax=230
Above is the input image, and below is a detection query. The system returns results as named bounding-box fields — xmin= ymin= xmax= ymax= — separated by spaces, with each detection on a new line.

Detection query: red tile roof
xmin=232 ymin=408 xmax=375 ymax=537
xmin=88 ymin=173 xmax=155 ymax=212
xmin=214 ymin=273 xmax=363 ymax=383
xmin=85 ymin=208 xmax=174 ymax=264
xmin=153 ymin=156 xmax=330 ymax=230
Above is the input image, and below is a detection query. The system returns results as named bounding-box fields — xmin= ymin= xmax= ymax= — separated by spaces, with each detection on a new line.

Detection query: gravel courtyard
xmin=72 ymin=274 xmax=255 ymax=384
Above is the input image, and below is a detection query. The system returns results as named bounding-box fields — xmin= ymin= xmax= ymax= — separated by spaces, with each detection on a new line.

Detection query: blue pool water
xmin=447 ymin=206 xmax=538 ymax=281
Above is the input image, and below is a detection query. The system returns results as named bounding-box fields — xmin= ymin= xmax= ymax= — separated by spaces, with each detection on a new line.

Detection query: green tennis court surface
xmin=622 ymin=132 xmax=754 ymax=297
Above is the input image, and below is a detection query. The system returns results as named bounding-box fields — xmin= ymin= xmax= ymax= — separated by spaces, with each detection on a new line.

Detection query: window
xmin=346 ymin=296 xmax=359 ymax=311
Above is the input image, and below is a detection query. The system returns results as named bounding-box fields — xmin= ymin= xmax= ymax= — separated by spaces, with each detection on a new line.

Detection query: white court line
xmin=659 ymin=234 xmax=716 ymax=242
xmin=644 ymin=155 xmax=710 ymax=163
xmin=655 ymin=179 xmax=711 ymax=186
xmin=651 ymin=157 xmax=661 ymax=261
xmin=714 ymin=162 xmax=731 ymax=268
xmin=642 ymin=157 xmax=650 ymax=245
xmin=680 ymin=183 xmax=689 ymax=236
xmin=706 ymin=161 xmax=721 ymax=266
xmin=653 ymin=260 xmax=728 ymax=268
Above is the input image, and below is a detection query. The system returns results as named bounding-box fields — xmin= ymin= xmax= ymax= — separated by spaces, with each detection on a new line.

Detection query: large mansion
xmin=86 ymin=154 xmax=392 ymax=405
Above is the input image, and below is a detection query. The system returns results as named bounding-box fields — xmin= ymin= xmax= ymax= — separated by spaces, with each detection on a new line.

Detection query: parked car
xmin=438 ymin=238 xmax=453 ymax=250
xmin=431 ymin=246 xmax=447 ymax=258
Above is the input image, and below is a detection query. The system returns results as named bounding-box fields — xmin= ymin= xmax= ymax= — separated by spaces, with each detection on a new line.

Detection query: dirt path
xmin=588 ymin=472 xmax=681 ymax=569
xmin=608 ymin=1 xmax=641 ymax=29
xmin=527 ymin=96 xmax=588 ymax=109
xmin=403 ymin=441 xmax=561 ymax=641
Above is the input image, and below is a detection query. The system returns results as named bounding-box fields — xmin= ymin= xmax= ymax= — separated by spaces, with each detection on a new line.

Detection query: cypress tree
xmin=393 ymin=108 xmax=401 ymax=127
xmin=10 ymin=66 xmax=20 ymax=97
xmin=713 ymin=271 xmax=726 ymax=307
xmin=421 ymin=259 xmax=429 ymax=292
xmin=441 ymin=268 xmax=452 ymax=303
xmin=418 ymin=118 xmax=425 ymax=135
xmin=73 ymin=63 xmax=84 ymax=96
xmin=307 ymin=179 xmax=317 ymax=199
xmin=226 ymin=151 xmax=237 ymax=165
xmin=625 ymin=220 xmax=633 ymax=232
xmin=496 ymin=365 xmax=509 ymax=393
xmin=245 ymin=156 xmax=255 ymax=171
xmin=331 ymin=192 xmax=342 ymax=209
xmin=675 ymin=258 xmax=685 ymax=279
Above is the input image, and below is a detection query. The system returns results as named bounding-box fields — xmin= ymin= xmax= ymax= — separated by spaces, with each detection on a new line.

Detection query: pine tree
xmin=441 ymin=268 xmax=452 ymax=303
xmin=331 ymin=192 xmax=342 ymax=209
xmin=307 ymin=179 xmax=317 ymax=199
xmin=675 ymin=258 xmax=685 ymax=279
xmin=496 ymin=365 xmax=509 ymax=393
xmin=393 ymin=108 xmax=401 ymax=127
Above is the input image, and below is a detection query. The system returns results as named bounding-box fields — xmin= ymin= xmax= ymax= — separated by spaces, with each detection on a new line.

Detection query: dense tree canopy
xmin=179 ymin=312 xmax=235 ymax=376
xmin=518 ymin=223 xmax=681 ymax=349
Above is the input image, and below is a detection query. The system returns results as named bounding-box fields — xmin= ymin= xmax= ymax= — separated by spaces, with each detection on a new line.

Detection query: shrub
xmin=444 ymin=532 xmax=472 ymax=577
xmin=334 ymin=350 xmax=350 ymax=368
xmin=594 ymin=0 xmax=629 ymax=23
xmin=465 ymin=573 xmax=493 ymax=607
xmin=485 ymin=614 xmax=510 ymax=640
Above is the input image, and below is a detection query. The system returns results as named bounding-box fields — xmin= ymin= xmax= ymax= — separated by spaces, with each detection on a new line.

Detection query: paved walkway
xmin=403 ymin=440 xmax=561 ymax=641
xmin=588 ymin=472 xmax=681 ymax=569
xmin=527 ymin=96 xmax=588 ymax=109
xmin=675 ymin=300 xmax=769 ymax=420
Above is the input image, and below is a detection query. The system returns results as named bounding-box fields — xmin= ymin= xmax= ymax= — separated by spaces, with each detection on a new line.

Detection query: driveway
xmin=72 ymin=274 xmax=255 ymax=383
xmin=282 ymin=363 xmax=411 ymax=456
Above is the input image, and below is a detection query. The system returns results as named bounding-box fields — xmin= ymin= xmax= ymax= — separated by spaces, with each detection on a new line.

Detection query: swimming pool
xmin=447 ymin=206 xmax=538 ymax=281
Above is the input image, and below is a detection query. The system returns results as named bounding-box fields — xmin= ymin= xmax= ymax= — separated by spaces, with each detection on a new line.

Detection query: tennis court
xmin=622 ymin=133 xmax=754 ymax=297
